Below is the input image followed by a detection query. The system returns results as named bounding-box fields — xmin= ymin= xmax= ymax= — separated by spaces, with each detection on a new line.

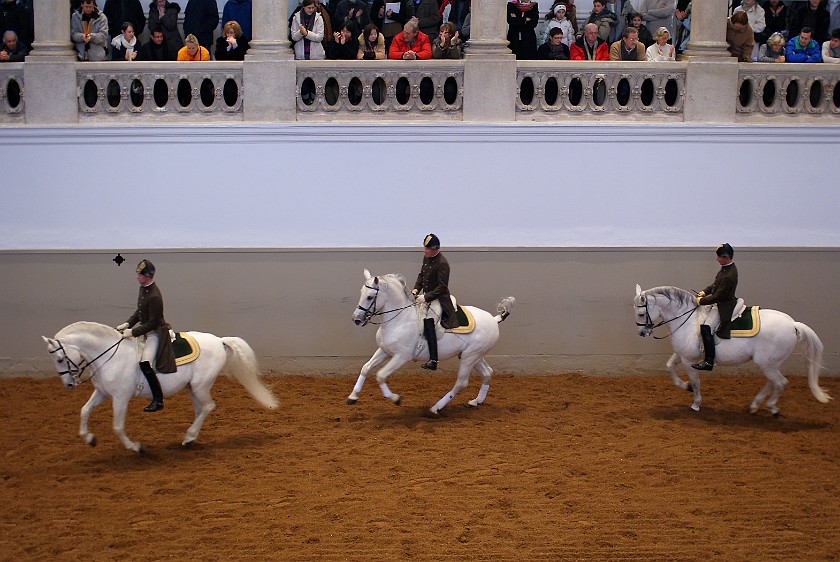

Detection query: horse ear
xmin=42 ymin=336 xmax=51 ymax=344
xmin=635 ymin=284 xmax=642 ymax=297
xmin=363 ymin=268 xmax=371 ymax=280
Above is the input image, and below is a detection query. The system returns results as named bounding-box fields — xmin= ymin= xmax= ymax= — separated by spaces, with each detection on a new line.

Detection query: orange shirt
xmin=177 ymin=46 xmax=210 ymax=61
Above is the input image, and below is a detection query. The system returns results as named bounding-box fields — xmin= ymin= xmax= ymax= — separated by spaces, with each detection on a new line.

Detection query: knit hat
xmin=553 ymin=3 xmax=566 ymax=14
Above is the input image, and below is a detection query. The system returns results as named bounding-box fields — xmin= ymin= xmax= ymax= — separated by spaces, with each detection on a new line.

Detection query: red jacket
xmin=388 ymin=31 xmax=433 ymax=59
xmin=569 ymin=37 xmax=609 ymax=60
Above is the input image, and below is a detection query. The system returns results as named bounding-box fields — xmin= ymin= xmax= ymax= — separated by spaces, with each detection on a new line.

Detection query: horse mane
xmin=56 ymin=321 xmax=119 ymax=340
xmin=381 ymin=273 xmax=411 ymax=298
xmin=646 ymin=286 xmax=695 ymax=308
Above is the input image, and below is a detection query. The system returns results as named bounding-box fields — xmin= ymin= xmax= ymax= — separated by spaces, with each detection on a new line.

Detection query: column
xmin=683 ymin=0 xmax=730 ymax=58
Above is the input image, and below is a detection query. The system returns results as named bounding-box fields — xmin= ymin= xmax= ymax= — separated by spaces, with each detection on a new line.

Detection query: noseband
xmin=356 ymin=280 xmax=421 ymax=325
xmin=49 ymin=337 xmax=124 ymax=384
xmin=636 ymin=293 xmax=697 ymax=340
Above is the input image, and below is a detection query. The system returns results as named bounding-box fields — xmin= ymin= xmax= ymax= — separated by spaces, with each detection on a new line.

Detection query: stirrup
xmin=143 ymin=400 xmax=164 ymax=412
xmin=691 ymin=360 xmax=714 ymax=371
xmin=421 ymin=360 xmax=438 ymax=371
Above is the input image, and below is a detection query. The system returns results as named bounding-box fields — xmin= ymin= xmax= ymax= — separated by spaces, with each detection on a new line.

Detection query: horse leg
xmin=79 ymin=389 xmax=107 ymax=447
xmin=347 ymin=348 xmax=388 ymax=405
xmin=111 ymin=397 xmax=143 ymax=453
xmin=183 ymin=384 xmax=216 ymax=446
xmin=750 ymin=381 xmax=774 ymax=415
xmin=430 ymin=357 xmax=478 ymax=415
xmin=686 ymin=369 xmax=702 ymax=411
xmin=467 ymin=358 xmax=493 ymax=408
xmin=763 ymin=370 xmax=788 ymax=417
xmin=375 ymin=355 xmax=412 ymax=406
xmin=667 ymin=353 xmax=691 ymax=391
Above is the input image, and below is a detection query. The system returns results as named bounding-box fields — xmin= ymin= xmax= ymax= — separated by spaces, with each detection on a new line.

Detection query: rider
xmin=116 ymin=259 xmax=176 ymax=412
xmin=411 ymin=233 xmax=459 ymax=371
xmin=691 ymin=243 xmax=738 ymax=372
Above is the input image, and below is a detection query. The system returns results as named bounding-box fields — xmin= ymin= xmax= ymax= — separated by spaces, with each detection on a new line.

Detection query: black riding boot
xmin=139 ymin=361 xmax=164 ymax=412
xmin=691 ymin=325 xmax=716 ymax=371
xmin=421 ymin=318 xmax=438 ymax=371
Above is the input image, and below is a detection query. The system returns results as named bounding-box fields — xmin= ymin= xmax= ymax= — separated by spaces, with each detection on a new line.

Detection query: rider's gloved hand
xmin=122 ymin=328 xmax=134 ymax=339
xmin=116 ymin=323 xmax=129 ymax=331
xmin=695 ymin=296 xmax=702 ymax=306
xmin=697 ymin=291 xmax=705 ymax=298
xmin=411 ymin=289 xmax=419 ymax=296
xmin=415 ymin=295 xmax=426 ymax=306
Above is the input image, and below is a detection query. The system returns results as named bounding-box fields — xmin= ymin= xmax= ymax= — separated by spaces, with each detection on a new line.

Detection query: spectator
xmin=461 ymin=10 xmax=470 ymax=40
xmin=785 ymin=26 xmax=822 ymax=62
xmin=645 ymin=25 xmax=675 ymax=61
xmin=357 ymin=22 xmax=385 ymax=59
xmin=438 ymin=0 xmax=469 ymax=35
xmin=432 ymin=21 xmax=462 ymax=58
xmin=222 ymin=0 xmax=251 ymax=41
xmin=139 ymin=25 xmax=173 ymax=60
xmin=762 ymin=0 xmax=787 ymax=39
xmin=634 ymin=0 xmax=674 ymax=37
xmin=726 ymin=10 xmax=753 ymax=62
xmin=757 ymin=32 xmax=785 ymax=62
xmin=831 ymin=0 xmax=840 ymax=39
xmin=148 ymin=0 xmax=183 ymax=60
xmin=388 ymin=18 xmax=432 ymax=59
xmin=629 ymin=12 xmax=653 ymax=48
xmin=177 ymin=32 xmax=210 ymax=59
xmin=370 ymin=0 xmax=385 ymax=33
xmin=674 ymin=3 xmax=690 ymax=55
xmin=822 ymin=28 xmax=840 ymax=62
xmin=570 ymin=21 xmax=609 ymax=59
xmin=326 ymin=21 xmax=359 ymax=58
xmin=0 ymin=29 xmax=27 ymax=62
xmin=291 ymin=0 xmax=326 ymax=60
xmin=610 ymin=25 xmax=644 ymax=60
xmin=507 ymin=0 xmax=538 ymax=60
xmin=334 ymin=0 xmax=370 ymax=38
xmin=587 ymin=0 xmax=616 ymax=42
xmin=103 ymin=0 xmax=145 ymax=38
xmin=542 ymin=4 xmax=575 ymax=47
xmin=733 ymin=0 xmax=765 ymax=53
xmin=183 ymin=0 xmax=219 ymax=54
xmin=290 ymin=0 xmax=332 ymax=45
xmin=0 ymin=0 xmax=32 ymax=49
xmin=536 ymin=26 xmax=570 ymax=59
xmin=548 ymin=0 xmax=577 ymax=35
xmin=214 ymin=19 xmax=249 ymax=60
xmin=414 ymin=0 xmax=441 ymax=43
xmin=111 ymin=21 xmax=140 ymax=60
xmin=788 ymin=0 xmax=830 ymax=46
xmin=71 ymin=0 xmax=109 ymax=61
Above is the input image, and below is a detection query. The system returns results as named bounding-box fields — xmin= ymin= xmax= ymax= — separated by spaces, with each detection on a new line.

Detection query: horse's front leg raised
xmin=111 ymin=397 xmax=143 ymax=453
xmin=375 ymin=355 xmax=413 ymax=406
xmin=347 ymin=348 xmax=389 ymax=405
xmin=430 ymin=357 xmax=479 ymax=415
xmin=79 ymin=389 xmax=107 ymax=447
xmin=667 ymin=353 xmax=691 ymax=391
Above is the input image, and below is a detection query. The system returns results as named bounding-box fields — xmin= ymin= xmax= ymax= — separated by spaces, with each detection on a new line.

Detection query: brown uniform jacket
xmin=699 ymin=262 xmax=738 ymax=337
xmin=126 ymin=282 xmax=176 ymax=373
xmin=413 ymin=252 xmax=459 ymax=329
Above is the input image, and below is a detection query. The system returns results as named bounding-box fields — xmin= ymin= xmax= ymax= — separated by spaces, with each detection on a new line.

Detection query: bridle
xmin=635 ymin=292 xmax=697 ymax=340
xmin=356 ymin=279 xmax=421 ymax=326
xmin=48 ymin=337 xmax=124 ymax=384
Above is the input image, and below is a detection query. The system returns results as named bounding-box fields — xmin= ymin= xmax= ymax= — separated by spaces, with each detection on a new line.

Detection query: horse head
xmin=635 ymin=285 xmax=697 ymax=337
xmin=634 ymin=284 xmax=656 ymax=337
xmin=353 ymin=269 xmax=411 ymax=326
xmin=42 ymin=336 xmax=84 ymax=388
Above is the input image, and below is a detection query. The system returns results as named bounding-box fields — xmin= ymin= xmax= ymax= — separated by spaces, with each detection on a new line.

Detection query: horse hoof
xmin=690 ymin=404 xmax=700 ymax=412
xmin=182 ymin=439 xmax=195 ymax=448
xmin=136 ymin=443 xmax=145 ymax=455
xmin=85 ymin=434 xmax=97 ymax=447
xmin=428 ymin=407 xmax=440 ymax=416
xmin=467 ymin=399 xmax=479 ymax=408
xmin=346 ymin=397 xmax=358 ymax=406
xmin=392 ymin=395 xmax=401 ymax=406
xmin=772 ymin=411 xmax=781 ymax=418
xmin=750 ymin=406 xmax=759 ymax=415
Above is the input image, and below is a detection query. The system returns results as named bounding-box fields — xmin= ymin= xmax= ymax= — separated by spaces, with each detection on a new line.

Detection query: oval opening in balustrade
xmin=785 ymin=79 xmax=800 ymax=108
xmin=419 ymin=77 xmax=434 ymax=105
xmin=569 ymin=77 xmax=582 ymax=106
xmin=372 ymin=77 xmax=386 ymax=105
xmin=349 ymin=77 xmax=363 ymax=105
xmin=808 ymin=80 xmax=823 ymax=110
xmin=519 ymin=76 xmax=534 ymax=106
xmin=324 ymin=77 xmax=339 ymax=106
xmin=130 ymin=79 xmax=144 ymax=107
xmin=762 ymin=80 xmax=776 ymax=108
xmin=664 ymin=79 xmax=678 ymax=107
xmin=396 ymin=77 xmax=411 ymax=105
xmin=177 ymin=78 xmax=192 ymax=107
xmin=106 ymin=79 xmax=121 ymax=108
xmin=834 ymin=80 xmax=840 ymax=108
xmin=6 ymin=78 xmax=21 ymax=108
xmin=616 ymin=77 xmax=630 ymax=107
xmin=301 ymin=77 xmax=316 ymax=105
xmin=223 ymin=78 xmax=238 ymax=107
xmin=153 ymin=78 xmax=168 ymax=107
xmin=640 ymin=78 xmax=654 ymax=106
xmin=592 ymin=77 xmax=607 ymax=107
xmin=738 ymin=79 xmax=752 ymax=108
xmin=544 ymin=77 xmax=559 ymax=106
xmin=200 ymin=78 xmax=215 ymax=107
xmin=82 ymin=79 xmax=98 ymax=108
xmin=443 ymin=76 xmax=458 ymax=105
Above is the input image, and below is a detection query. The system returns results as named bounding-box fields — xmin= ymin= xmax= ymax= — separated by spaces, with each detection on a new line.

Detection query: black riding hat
xmin=423 ymin=233 xmax=440 ymax=249
xmin=136 ymin=259 xmax=156 ymax=277
xmin=716 ymin=243 xmax=734 ymax=258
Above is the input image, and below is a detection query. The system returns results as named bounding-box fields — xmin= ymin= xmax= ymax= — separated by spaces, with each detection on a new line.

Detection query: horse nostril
xmin=354 ymin=319 xmax=361 ymax=325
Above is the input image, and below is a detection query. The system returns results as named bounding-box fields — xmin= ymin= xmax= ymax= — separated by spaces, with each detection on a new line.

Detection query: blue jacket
xmin=785 ymin=36 xmax=821 ymax=62
xmin=222 ymin=0 xmax=252 ymax=41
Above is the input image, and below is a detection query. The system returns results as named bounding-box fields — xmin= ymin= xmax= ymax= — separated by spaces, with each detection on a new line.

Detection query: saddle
xmin=699 ymin=298 xmax=760 ymax=339
xmin=169 ymin=331 xmax=201 ymax=366
xmin=419 ymin=295 xmax=477 ymax=336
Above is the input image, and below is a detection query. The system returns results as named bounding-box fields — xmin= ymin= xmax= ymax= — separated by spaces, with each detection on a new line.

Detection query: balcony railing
xmin=737 ymin=63 xmax=840 ymax=119
xmin=0 ymin=63 xmax=24 ymax=124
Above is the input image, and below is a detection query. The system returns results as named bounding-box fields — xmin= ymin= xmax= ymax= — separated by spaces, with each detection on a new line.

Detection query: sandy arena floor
xmin=1 ymin=371 xmax=839 ymax=561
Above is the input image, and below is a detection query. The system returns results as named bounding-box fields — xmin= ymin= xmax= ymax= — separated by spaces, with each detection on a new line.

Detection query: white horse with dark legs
xmin=349 ymin=269 xmax=515 ymax=415
xmin=43 ymin=321 xmax=277 ymax=453
xmin=634 ymin=285 xmax=830 ymax=415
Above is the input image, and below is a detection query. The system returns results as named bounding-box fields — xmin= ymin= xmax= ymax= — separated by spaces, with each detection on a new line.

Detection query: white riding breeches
xmin=139 ymin=332 xmax=159 ymax=366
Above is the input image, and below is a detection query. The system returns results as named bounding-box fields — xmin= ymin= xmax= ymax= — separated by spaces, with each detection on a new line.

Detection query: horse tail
xmin=495 ymin=297 xmax=516 ymax=323
xmin=221 ymin=337 xmax=279 ymax=410
xmin=794 ymin=322 xmax=831 ymax=404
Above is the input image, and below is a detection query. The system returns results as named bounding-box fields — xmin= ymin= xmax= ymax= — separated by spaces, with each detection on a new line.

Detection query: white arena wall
xmin=2 ymin=123 xmax=838 ymax=376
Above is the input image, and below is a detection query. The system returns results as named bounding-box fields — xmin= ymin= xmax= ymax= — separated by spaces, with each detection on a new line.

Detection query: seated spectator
xmin=0 ymin=0 xmax=33 ymax=49
xmin=388 ymin=18 xmax=432 ymax=59
xmin=148 ymin=0 xmax=184 ymax=60
xmin=0 ymin=29 xmax=27 ymax=62
xmin=757 ymin=32 xmax=785 ymax=62
xmin=291 ymin=0 xmax=326 ymax=60
xmin=763 ymin=0 xmax=787 ymax=39
xmin=542 ymin=4 xmax=575 ymax=47
xmin=222 ymin=0 xmax=252 ymax=41
xmin=507 ymin=0 xmax=539 ymax=60
xmin=635 ymin=0 xmax=674 ymax=37
xmin=788 ymin=0 xmax=830 ymax=46
xmin=327 ymin=21 xmax=360 ymax=59
xmin=537 ymin=26 xmax=570 ymax=60
xmin=139 ymin=25 xmax=174 ymax=60
xmin=111 ymin=21 xmax=140 ymax=60
xmin=215 ymin=19 xmax=250 ymax=60
xmin=358 ymin=22 xmax=385 ymax=59
xmin=629 ymin=13 xmax=653 ymax=48
xmin=726 ymin=10 xmax=754 ymax=62
xmin=587 ymin=0 xmax=617 ymax=42
xmin=733 ymin=0 xmax=766 ymax=51
xmin=570 ymin=22 xmax=609 ymax=60
xmin=177 ymin=33 xmax=210 ymax=60
xmin=334 ymin=0 xmax=370 ymax=37
xmin=432 ymin=21 xmax=462 ymax=58
xmin=822 ymin=28 xmax=840 ymax=62
xmin=71 ymin=0 xmax=110 ymax=61
xmin=786 ymin=26 xmax=822 ymax=62
xmin=645 ymin=26 xmax=675 ymax=61
xmin=674 ymin=3 xmax=690 ymax=55
xmin=610 ymin=25 xmax=644 ymax=60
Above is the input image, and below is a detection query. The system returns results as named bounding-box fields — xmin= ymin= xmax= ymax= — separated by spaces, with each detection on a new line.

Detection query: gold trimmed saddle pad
xmin=172 ymin=332 xmax=201 ymax=366
xmin=446 ymin=306 xmax=476 ymax=335
xmin=730 ymin=306 xmax=760 ymax=338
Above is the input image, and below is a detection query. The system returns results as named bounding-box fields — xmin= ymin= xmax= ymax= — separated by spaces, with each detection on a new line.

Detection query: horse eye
xmin=57 ymin=357 xmax=64 ymax=363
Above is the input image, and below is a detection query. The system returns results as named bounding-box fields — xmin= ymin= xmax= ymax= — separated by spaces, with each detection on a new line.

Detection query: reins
xmin=50 ymin=337 xmax=124 ymax=383
xmin=357 ymin=281 xmax=423 ymax=325
xmin=637 ymin=293 xmax=698 ymax=340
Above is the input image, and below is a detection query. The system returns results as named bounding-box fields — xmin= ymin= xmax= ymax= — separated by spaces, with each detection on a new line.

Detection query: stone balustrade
xmin=737 ymin=63 xmax=840 ymax=120
xmin=0 ymin=63 xmax=25 ymax=123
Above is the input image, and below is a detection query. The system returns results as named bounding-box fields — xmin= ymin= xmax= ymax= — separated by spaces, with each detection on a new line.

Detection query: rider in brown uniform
xmin=412 ymin=233 xmax=459 ymax=371
xmin=691 ymin=243 xmax=738 ymax=371
xmin=116 ymin=259 xmax=176 ymax=412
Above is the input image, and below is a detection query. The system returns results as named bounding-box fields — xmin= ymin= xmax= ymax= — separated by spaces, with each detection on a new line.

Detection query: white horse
xmin=348 ymin=269 xmax=515 ymax=415
xmin=43 ymin=321 xmax=277 ymax=453
xmin=634 ymin=285 xmax=830 ymax=415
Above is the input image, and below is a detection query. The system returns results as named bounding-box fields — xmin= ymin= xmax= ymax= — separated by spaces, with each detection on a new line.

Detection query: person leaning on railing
xmin=111 ymin=21 xmax=140 ymax=60
xmin=432 ymin=21 xmax=462 ymax=59
xmin=822 ymin=27 xmax=840 ymax=63
xmin=644 ymin=26 xmax=675 ymax=61
xmin=609 ymin=25 xmax=644 ymax=60
xmin=785 ymin=26 xmax=822 ymax=63
xmin=177 ymin=33 xmax=210 ymax=60
xmin=326 ymin=21 xmax=360 ymax=59
xmin=757 ymin=31 xmax=785 ymax=63
xmin=388 ymin=18 xmax=432 ymax=59
xmin=357 ymin=22 xmax=385 ymax=59
xmin=0 ymin=29 xmax=28 ymax=62
xmin=726 ymin=10 xmax=754 ymax=62
xmin=214 ymin=19 xmax=250 ymax=61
